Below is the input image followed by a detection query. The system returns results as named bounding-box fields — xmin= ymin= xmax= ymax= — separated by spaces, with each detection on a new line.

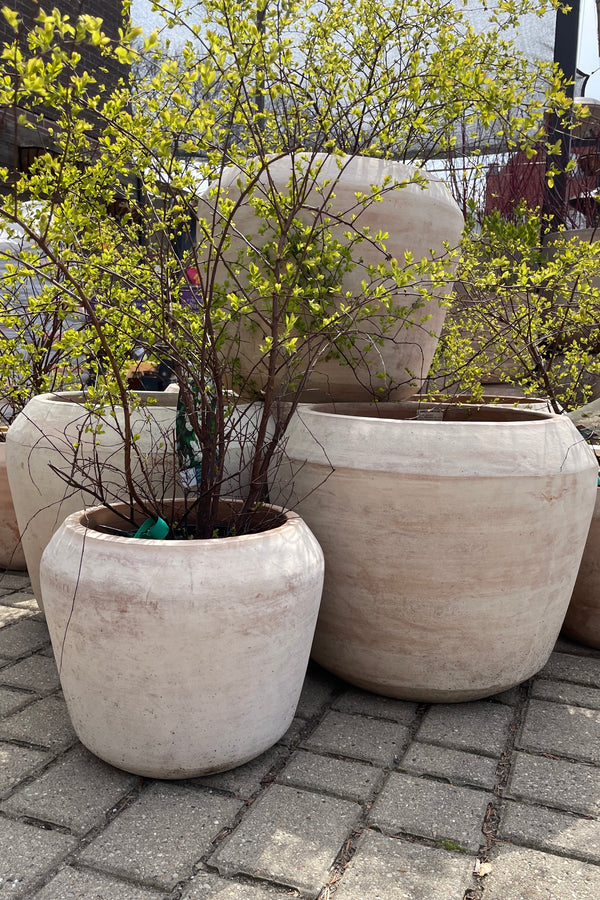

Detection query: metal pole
xmin=542 ymin=0 xmax=581 ymax=227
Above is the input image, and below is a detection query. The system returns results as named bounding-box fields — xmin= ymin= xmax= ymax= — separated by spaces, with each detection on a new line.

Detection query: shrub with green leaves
xmin=429 ymin=206 xmax=600 ymax=411
xmin=0 ymin=0 xmax=573 ymax=535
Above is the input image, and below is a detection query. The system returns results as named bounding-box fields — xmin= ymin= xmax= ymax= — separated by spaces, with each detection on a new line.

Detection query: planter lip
xmin=25 ymin=390 xmax=174 ymax=407
xmin=297 ymin=400 xmax=554 ymax=426
xmin=286 ymin=401 xmax=598 ymax=477
xmin=57 ymin=499 xmax=305 ymax=549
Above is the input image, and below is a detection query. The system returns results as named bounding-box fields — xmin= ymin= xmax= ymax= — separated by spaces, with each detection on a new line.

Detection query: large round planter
xmin=0 ymin=441 xmax=26 ymax=570
xmin=39 ymin=500 xmax=324 ymax=778
xmin=6 ymin=392 xmax=269 ymax=608
xmin=201 ymin=153 xmax=464 ymax=402
xmin=562 ymin=486 xmax=600 ymax=648
xmin=272 ymin=401 xmax=598 ymax=702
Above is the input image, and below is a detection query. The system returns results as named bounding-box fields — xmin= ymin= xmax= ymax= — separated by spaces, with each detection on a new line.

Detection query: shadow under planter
xmin=273 ymin=400 xmax=598 ymax=702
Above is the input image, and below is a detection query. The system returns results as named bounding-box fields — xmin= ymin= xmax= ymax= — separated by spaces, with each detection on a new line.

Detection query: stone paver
xmin=277 ymin=717 xmax=305 ymax=746
xmin=401 ymin=741 xmax=498 ymax=789
xmin=0 ymin=693 xmax=77 ymax=749
xmin=332 ymin=688 xmax=418 ymax=723
xmin=32 ymin=867 xmax=168 ymax=900
xmin=484 ymin=844 xmax=600 ymax=899
xmin=0 ymin=654 xmax=60 ymax=694
xmin=0 ymin=605 xmax=32 ymax=626
xmin=0 ymin=618 xmax=49 ymax=658
xmin=0 ymin=685 xmax=33 ymax=717
xmin=0 ymin=818 xmax=77 ymax=898
xmin=211 ymin=784 xmax=361 ymax=898
xmin=500 ymin=800 xmax=600 ymax=863
xmin=182 ymin=872 xmax=302 ymax=899
xmin=489 ymin=685 xmax=523 ymax=706
xmin=416 ymin=702 xmax=513 ymax=757
xmin=333 ymin=829 xmax=474 ymax=899
xmin=301 ymin=710 xmax=409 ymax=766
xmin=538 ymin=652 xmax=600 ymax=687
xmin=555 ymin=636 xmax=600 ymax=657
xmin=0 ymin=741 xmax=49 ymax=799
xmin=278 ymin=749 xmax=383 ymax=801
xmin=369 ymin=772 xmax=491 ymax=852
xmin=2 ymin=744 xmax=139 ymax=835
xmin=295 ymin=664 xmax=342 ymax=719
xmin=531 ymin=678 xmax=600 ymax=709
xmin=0 ymin=591 xmax=37 ymax=608
xmin=193 ymin=744 xmax=288 ymax=799
xmin=0 ymin=573 xmax=31 ymax=591
xmin=3 ymin=594 xmax=600 ymax=900
xmin=518 ymin=699 xmax=600 ymax=764
xmin=507 ymin=751 xmax=600 ymax=816
xmin=79 ymin=784 xmax=242 ymax=889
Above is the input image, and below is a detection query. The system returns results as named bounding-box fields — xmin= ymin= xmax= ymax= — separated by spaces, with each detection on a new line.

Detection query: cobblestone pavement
xmin=2 ymin=570 xmax=600 ymax=899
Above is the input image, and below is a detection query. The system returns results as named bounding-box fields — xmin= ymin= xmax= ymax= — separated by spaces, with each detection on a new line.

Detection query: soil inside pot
xmin=81 ymin=500 xmax=286 ymax=541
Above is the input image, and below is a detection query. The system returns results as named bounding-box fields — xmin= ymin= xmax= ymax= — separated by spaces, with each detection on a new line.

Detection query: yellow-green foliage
xmin=0 ymin=0 xmax=575 ymax=529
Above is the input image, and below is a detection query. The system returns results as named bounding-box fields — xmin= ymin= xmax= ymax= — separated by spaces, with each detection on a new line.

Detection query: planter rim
xmin=284 ymin=401 xmax=597 ymax=477
xmin=58 ymin=499 xmax=302 ymax=549
xmin=28 ymin=390 xmax=174 ymax=407
xmin=299 ymin=400 xmax=553 ymax=425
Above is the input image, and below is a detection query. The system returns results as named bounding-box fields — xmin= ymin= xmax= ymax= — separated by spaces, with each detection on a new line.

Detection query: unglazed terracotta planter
xmin=0 ymin=441 xmax=26 ymax=570
xmin=563 ymin=487 xmax=600 ymax=648
xmin=40 ymin=500 xmax=324 ymax=778
xmin=272 ymin=401 xmax=598 ymax=702
xmin=6 ymin=391 xmax=270 ymax=608
xmin=200 ymin=153 xmax=464 ymax=402
xmin=6 ymin=392 xmax=176 ymax=608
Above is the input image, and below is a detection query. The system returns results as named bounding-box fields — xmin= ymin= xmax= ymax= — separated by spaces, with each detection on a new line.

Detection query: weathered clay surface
xmin=201 ymin=154 xmax=464 ymax=402
xmin=273 ymin=401 xmax=598 ymax=701
xmin=564 ymin=487 xmax=600 ymax=648
xmin=39 ymin=500 xmax=324 ymax=778
xmin=0 ymin=442 xmax=26 ymax=569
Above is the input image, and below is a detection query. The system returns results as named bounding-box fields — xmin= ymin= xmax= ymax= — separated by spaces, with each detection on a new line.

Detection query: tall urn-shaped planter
xmin=273 ymin=401 xmax=598 ymax=702
xmin=202 ymin=153 xmax=464 ymax=402
xmin=40 ymin=499 xmax=324 ymax=778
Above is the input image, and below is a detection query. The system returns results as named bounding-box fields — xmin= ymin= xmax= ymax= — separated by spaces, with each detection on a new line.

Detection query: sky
xmin=131 ymin=0 xmax=600 ymax=98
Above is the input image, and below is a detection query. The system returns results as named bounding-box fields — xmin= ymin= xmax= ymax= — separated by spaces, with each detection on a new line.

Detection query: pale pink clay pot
xmin=39 ymin=500 xmax=324 ymax=778
xmin=273 ymin=401 xmax=598 ymax=702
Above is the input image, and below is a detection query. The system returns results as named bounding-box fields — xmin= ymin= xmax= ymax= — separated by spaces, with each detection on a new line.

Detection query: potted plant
xmin=0 ymin=0 xmax=582 ymax=771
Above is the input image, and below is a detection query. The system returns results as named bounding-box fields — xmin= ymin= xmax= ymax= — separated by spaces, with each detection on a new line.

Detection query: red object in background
xmin=185 ymin=266 xmax=201 ymax=285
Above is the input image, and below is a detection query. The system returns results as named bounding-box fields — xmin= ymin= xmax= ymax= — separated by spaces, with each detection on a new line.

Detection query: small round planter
xmin=563 ymin=486 xmax=600 ymax=648
xmin=272 ymin=401 xmax=598 ymax=702
xmin=0 ymin=440 xmax=26 ymax=570
xmin=6 ymin=391 xmax=270 ymax=608
xmin=40 ymin=499 xmax=323 ymax=778
xmin=204 ymin=153 xmax=464 ymax=402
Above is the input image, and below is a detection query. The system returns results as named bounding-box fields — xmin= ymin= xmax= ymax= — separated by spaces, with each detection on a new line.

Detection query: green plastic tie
xmin=134 ymin=516 xmax=169 ymax=540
